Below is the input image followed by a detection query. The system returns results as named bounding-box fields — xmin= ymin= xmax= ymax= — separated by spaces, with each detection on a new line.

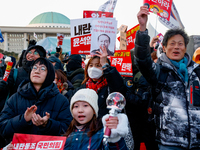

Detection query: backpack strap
xmin=13 ymin=68 xmax=18 ymax=85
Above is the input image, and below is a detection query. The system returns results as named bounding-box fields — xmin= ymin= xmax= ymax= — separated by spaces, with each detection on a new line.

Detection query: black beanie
xmin=26 ymin=45 xmax=46 ymax=58
xmin=30 ymin=58 xmax=55 ymax=90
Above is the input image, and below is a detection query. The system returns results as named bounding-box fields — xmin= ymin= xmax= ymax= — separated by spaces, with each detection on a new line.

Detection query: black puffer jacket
xmin=0 ymin=58 xmax=72 ymax=145
xmin=134 ymin=30 xmax=200 ymax=149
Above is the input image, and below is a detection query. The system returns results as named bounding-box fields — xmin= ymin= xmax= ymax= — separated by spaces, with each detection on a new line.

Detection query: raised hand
xmin=137 ymin=5 xmax=150 ymax=31
xmin=150 ymin=36 xmax=159 ymax=47
xmin=105 ymin=116 xmax=119 ymax=129
xmin=32 ymin=112 xmax=50 ymax=127
xmin=24 ymin=105 xmax=37 ymax=122
xmin=95 ymin=45 xmax=108 ymax=67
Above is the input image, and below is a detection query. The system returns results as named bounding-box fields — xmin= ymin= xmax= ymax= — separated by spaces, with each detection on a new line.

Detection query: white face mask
xmin=88 ymin=67 xmax=103 ymax=79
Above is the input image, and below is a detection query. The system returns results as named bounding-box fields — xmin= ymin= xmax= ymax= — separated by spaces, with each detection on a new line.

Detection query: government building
xmin=0 ymin=12 xmax=71 ymax=54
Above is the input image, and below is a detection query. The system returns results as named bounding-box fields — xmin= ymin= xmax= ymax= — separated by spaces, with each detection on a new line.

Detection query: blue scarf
xmin=170 ymin=57 xmax=188 ymax=83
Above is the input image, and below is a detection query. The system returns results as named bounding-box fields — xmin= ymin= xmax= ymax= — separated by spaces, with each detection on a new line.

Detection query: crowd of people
xmin=0 ymin=5 xmax=200 ymax=150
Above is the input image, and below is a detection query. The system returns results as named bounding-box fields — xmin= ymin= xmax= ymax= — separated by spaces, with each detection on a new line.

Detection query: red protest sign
xmin=57 ymin=33 xmax=65 ymax=47
xmin=143 ymin=0 xmax=173 ymax=21
xmin=117 ymin=24 xmax=140 ymax=50
xmin=83 ymin=10 xmax=113 ymax=18
xmin=12 ymin=133 xmax=66 ymax=150
xmin=70 ymin=18 xmax=92 ymax=55
xmin=156 ymin=33 xmax=164 ymax=44
xmin=110 ymin=50 xmax=132 ymax=77
xmin=71 ymin=34 xmax=91 ymax=55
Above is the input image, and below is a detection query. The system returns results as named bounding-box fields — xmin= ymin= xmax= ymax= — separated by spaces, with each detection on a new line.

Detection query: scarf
xmin=86 ymin=77 xmax=108 ymax=93
xmin=170 ymin=57 xmax=188 ymax=83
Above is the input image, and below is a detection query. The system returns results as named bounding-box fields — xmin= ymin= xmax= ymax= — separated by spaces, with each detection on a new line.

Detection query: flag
xmin=159 ymin=2 xmax=184 ymax=29
xmin=33 ymin=32 xmax=38 ymax=40
xmin=98 ymin=0 xmax=117 ymax=13
xmin=0 ymin=29 xmax=4 ymax=43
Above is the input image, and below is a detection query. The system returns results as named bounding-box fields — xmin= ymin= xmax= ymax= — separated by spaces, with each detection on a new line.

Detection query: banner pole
xmin=155 ymin=15 xmax=158 ymax=37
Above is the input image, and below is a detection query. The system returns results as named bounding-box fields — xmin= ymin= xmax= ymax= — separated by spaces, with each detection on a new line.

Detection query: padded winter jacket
xmin=64 ymin=128 xmax=127 ymax=150
xmin=134 ymin=30 xmax=200 ymax=149
xmin=0 ymin=80 xmax=72 ymax=144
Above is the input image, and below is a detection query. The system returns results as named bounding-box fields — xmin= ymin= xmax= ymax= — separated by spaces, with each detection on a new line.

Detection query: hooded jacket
xmin=0 ymin=45 xmax=46 ymax=97
xmin=134 ymin=30 xmax=200 ymax=149
xmin=0 ymin=58 xmax=72 ymax=144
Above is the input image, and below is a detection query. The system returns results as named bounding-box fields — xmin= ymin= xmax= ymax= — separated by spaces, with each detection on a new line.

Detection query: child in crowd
xmin=2 ymin=88 xmax=128 ymax=150
xmin=64 ymin=88 xmax=128 ymax=150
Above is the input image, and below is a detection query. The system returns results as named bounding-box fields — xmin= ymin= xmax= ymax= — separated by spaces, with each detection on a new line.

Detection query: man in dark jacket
xmin=63 ymin=54 xmax=84 ymax=89
xmin=134 ymin=5 xmax=200 ymax=149
xmin=0 ymin=58 xmax=72 ymax=146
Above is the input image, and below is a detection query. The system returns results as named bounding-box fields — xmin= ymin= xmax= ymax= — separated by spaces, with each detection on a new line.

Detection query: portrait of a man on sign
xmin=91 ymin=34 xmax=114 ymax=56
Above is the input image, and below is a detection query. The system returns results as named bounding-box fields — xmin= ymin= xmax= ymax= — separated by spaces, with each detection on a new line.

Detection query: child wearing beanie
xmin=64 ymin=88 xmax=129 ymax=150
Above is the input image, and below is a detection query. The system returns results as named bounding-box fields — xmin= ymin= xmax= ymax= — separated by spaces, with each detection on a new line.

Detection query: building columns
xmin=43 ymin=33 xmax=46 ymax=39
xmin=24 ymin=33 xmax=27 ymax=49
xmin=4 ymin=33 xmax=8 ymax=51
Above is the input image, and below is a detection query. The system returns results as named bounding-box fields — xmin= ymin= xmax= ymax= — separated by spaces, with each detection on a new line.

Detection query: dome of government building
xmin=27 ymin=12 xmax=70 ymax=28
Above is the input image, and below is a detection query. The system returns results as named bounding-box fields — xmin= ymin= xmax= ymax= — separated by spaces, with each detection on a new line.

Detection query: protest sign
xmin=117 ymin=24 xmax=140 ymax=50
xmin=110 ymin=50 xmax=132 ymax=77
xmin=70 ymin=18 xmax=92 ymax=55
xmin=118 ymin=25 xmax=128 ymax=50
xmin=57 ymin=33 xmax=65 ymax=47
xmin=156 ymin=33 xmax=164 ymax=44
xmin=90 ymin=18 xmax=117 ymax=56
xmin=12 ymin=133 xmax=66 ymax=150
xmin=143 ymin=0 xmax=173 ymax=21
xmin=83 ymin=11 xmax=113 ymax=18
xmin=159 ymin=2 xmax=184 ymax=29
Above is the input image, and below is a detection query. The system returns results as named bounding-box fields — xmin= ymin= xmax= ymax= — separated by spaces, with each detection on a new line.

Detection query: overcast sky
xmin=0 ymin=0 xmax=199 ymax=36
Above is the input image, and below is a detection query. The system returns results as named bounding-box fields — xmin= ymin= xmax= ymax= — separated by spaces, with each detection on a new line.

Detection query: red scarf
xmin=86 ymin=78 xmax=108 ymax=93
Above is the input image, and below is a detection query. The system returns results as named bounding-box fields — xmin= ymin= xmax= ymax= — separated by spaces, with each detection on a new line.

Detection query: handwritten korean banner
xmin=12 ymin=133 xmax=66 ymax=150
xmin=110 ymin=50 xmax=132 ymax=77
xmin=143 ymin=0 xmax=173 ymax=21
xmin=117 ymin=24 xmax=140 ymax=50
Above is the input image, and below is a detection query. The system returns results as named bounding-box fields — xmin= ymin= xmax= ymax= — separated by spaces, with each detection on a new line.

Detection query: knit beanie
xmin=70 ymin=88 xmax=99 ymax=117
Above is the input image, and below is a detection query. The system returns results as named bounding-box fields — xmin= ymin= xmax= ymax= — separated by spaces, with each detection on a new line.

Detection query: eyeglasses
xmin=28 ymin=50 xmax=39 ymax=56
xmin=32 ymin=65 xmax=47 ymax=72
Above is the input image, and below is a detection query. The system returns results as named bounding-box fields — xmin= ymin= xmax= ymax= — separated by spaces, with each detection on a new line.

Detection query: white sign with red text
xmin=70 ymin=18 xmax=93 ymax=55
xmin=90 ymin=18 xmax=117 ymax=56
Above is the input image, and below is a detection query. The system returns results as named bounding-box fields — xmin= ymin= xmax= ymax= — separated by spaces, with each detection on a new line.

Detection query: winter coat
xmin=66 ymin=68 xmax=84 ymax=89
xmin=134 ymin=30 xmax=200 ymax=149
xmin=64 ymin=128 xmax=127 ymax=150
xmin=66 ymin=66 xmax=126 ymax=118
xmin=0 ymin=80 xmax=72 ymax=144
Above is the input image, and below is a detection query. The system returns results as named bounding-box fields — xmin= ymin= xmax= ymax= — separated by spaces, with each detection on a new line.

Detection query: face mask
xmin=88 ymin=67 xmax=103 ymax=79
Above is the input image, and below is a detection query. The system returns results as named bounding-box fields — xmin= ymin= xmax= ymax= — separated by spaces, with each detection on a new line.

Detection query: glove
xmin=0 ymin=80 xmax=8 ymax=91
xmin=102 ymin=113 xmax=129 ymax=143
